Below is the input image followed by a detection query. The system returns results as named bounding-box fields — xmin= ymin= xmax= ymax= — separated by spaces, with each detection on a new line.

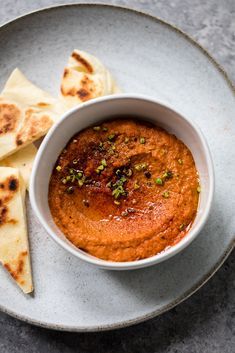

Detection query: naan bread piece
xmin=0 ymin=144 xmax=37 ymax=190
xmin=60 ymin=49 xmax=120 ymax=108
xmin=0 ymin=167 xmax=33 ymax=293
xmin=0 ymin=68 xmax=67 ymax=160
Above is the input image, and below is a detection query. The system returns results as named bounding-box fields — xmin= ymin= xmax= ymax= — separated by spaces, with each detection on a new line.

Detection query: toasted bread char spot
xmin=76 ymin=75 xmax=94 ymax=101
xmin=16 ymin=139 xmax=23 ymax=146
xmin=4 ymin=251 xmax=28 ymax=281
xmin=72 ymin=52 xmax=93 ymax=73
xmin=0 ymin=103 xmax=20 ymax=135
xmin=63 ymin=68 xmax=69 ymax=78
xmin=8 ymin=177 xmax=18 ymax=191
xmin=61 ymin=75 xmax=93 ymax=101
xmin=37 ymin=102 xmax=50 ymax=108
xmin=0 ymin=176 xmax=19 ymax=227
xmin=77 ymin=89 xmax=90 ymax=101
xmin=0 ymin=206 xmax=17 ymax=227
xmin=61 ymin=86 xmax=91 ymax=101
xmin=60 ymin=86 xmax=77 ymax=97
xmin=16 ymin=108 xmax=53 ymax=145
xmin=8 ymin=218 xmax=18 ymax=225
xmin=61 ymin=72 xmax=94 ymax=101
xmin=0 ymin=176 xmax=18 ymax=193
xmin=0 ymin=206 xmax=7 ymax=226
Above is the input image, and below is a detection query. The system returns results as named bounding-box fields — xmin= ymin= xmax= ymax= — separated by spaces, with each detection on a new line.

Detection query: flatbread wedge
xmin=60 ymin=49 xmax=120 ymax=108
xmin=0 ymin=68 xmax=67 ymax=160
xmin=0 ymin=144 xmax=37 ymax=190
xmin=0 ymin=167 xmax=33 ymax=293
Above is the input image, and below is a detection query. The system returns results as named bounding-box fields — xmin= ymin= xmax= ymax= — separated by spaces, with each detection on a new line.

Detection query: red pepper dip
xmin=49 ymin=119 xmax=200 ymax=262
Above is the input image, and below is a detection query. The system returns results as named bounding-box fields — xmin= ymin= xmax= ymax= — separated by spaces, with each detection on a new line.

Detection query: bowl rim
xmin=29 ymin=93 xmax=215 ymax=270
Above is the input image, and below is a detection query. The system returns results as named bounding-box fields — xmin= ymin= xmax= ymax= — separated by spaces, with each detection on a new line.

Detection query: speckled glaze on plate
xmin=0 ymin=4 xmax=234 ymax=332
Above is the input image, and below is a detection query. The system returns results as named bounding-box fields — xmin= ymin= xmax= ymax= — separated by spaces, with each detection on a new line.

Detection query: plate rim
xmin=0 ymin=2 xmax=234 ymax=332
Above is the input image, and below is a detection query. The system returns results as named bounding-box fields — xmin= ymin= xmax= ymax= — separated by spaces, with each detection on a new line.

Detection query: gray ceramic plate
xmin=0 ymin=4 xmax=234 ymax=332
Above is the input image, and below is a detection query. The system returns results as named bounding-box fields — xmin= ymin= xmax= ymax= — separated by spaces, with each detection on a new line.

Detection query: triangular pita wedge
xmin=0 ymin=68 xmax=67 ymax=160
xmin=60 ymin=49 xmax=121 ymax=108
xmin=0 ymin=144 xmax=37 ymax=190
xmin=0 ymin=167 xmax=33 ymax=293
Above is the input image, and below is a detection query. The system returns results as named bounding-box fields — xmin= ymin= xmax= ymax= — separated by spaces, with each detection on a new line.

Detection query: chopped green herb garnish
xmin=97 ymin=165 xmax=104 ymax=171
xmin=72 ymin=159 xmax=78 ymax=165
xmin=134 ymin=163 xmax=147 ymax=171
xmin=106 ymin=181 xmax=112 ymax=188
xmin=62 ymin=178 xmax=67 ymax=184
xmin=140 ymin=137 xmax=146 ymax=144
xmin=155 ymin=178 xmax=163 ymax=185
xmin=66 ymin=186 xmax=74 ymax=194
xmin=108 ymin=134 xmax=115 ymax=141
xmin=162 ymin=170 xmax=173 ymax=179
xmin=93 ymin=126 xmax=101 ymax=131
xmin=69 ymin=168 xmax=74 ymax=175
xmin=101 ymin=159 xmax=107 ymax=167
xmin=197 ymin=186 xmax=201 ymax=193
xmin=124 ymin=168 xmax=132 ymax=177
xmin=102 ymin=127 xmax=108 ymax=132
xmin=120 ymin=176 xmax=127 ymax=183
xmin=134 ymin=181 xmax=140 ymax=190
xmin=99 ymin=142 xmax=103 ymax=148
xmin=162 ymin=172 xmax=167 ymax=179
xmin=178 ymin=159 xmax=183 ymax=165
xmin=96 ymin=159 xmax=107 ymax=174
xmin=115 ymin=180 xmax=122 ymax=187
xmin=56 ymin=165 xmax=62 ymax=172
xmin=79 ymin=175 xmax=85 ymax=185
xmin=116 ymin=169 xmax=121 ymax=176
xmin=108 ymin=148 xmax=115 ymax=155
xmin=76 ymin=172 xmax=83 ymax=179
xmin=78 ymin=179 xmax=84 ymax=187
xmin=112 ymin=185 xmax=126 ymax=199
xmin=162 ymin=191 xmax=169 ymax=198
xmin=166 ymin=171 xmax=173 ymax=178
xmin=66 ymin=176 xmax=71 ymax=181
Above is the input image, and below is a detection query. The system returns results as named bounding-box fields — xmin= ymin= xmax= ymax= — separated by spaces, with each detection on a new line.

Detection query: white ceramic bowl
xmin=30 ymin=94 xmax=214 ymax=270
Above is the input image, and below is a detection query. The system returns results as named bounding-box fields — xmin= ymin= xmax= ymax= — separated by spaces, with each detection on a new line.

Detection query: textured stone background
xmin=0 ymin=1 xmax=234 ymax=352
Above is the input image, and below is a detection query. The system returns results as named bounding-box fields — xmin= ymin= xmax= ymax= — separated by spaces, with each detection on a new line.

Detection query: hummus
xmin=49 ymin=119 xmax=199 ymax=262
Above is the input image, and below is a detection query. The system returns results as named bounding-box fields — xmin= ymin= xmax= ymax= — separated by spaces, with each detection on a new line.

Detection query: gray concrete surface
xmin=0 ymin=1 xmax=234 ymax=352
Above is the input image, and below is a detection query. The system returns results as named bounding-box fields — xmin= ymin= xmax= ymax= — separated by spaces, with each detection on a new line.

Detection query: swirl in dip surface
xmin=49 ymin=119 xmax=200 ymax=262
